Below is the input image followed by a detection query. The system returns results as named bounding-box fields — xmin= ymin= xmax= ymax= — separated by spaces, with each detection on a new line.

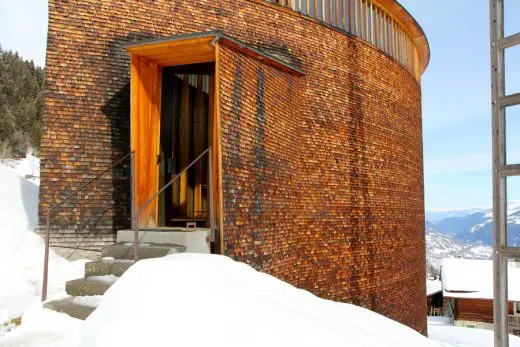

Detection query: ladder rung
xmin=501 ymin=246 xmax=520 ymax=260
xmin=499 ymin=92 xmax=520 ymax=108
xmin=499 ymin=32 xmax=520 ymax=50
xmin=500 ymin=164 xmax=520 ymax=177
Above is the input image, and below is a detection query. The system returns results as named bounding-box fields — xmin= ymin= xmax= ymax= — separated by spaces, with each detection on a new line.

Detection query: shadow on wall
xmin=344 ymin=38 xmax=377 ymax=312
xmin=99 ymin=32 xmax=157 ymax=233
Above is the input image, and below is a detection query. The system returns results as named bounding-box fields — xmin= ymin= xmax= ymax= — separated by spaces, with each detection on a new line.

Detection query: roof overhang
xmin=124 ymin=31 xmax=305 ymax=77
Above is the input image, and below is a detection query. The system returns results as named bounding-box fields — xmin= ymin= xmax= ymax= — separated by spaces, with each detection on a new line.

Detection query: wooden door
xmin=130 ymin=55 xmax=162 ymax=228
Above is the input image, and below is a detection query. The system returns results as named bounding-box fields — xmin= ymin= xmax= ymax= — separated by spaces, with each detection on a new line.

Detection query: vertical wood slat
xmin=180 ymin=74 xmax=190 ymax=217
xmin=354 ymin=0 xmax=358 ymax=36
xmin=342 ymin=0 xmax=346 ymax=31
xmin=193 ymin=75 xmax=204 ymax=217
xmin=329 ymin=0 xmax=333 ymax=25
xmin=383 ymin=12 xmax=386 ymax=51
xmin=392 ymin=21 xmax=397 ymax=59
xmin=366 ymin=1 xmax=369 ymax=43
xmin=347 ymin=0 xmax=354 ymax=33
xmin=397 ymin=26 xmax=401 ymax=61
xmin=360 ymin=0 xmax=364 ymax=39
xmin=334 ymin=0 xmax=341 ymax=28
xmin=370 ymin=1 xmax=374 ymax=44
xmin=374 ymin=6 xmax=381 ymax=49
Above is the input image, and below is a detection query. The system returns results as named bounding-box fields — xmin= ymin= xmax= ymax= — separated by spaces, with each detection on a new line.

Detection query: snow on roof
xmin=441 ymin=258 xmax=520 ymax=301
xmin=426 ymin=280 xmax=442 ymax=296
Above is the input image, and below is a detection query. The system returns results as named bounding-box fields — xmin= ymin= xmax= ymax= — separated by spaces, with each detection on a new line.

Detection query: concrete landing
xmin=101 ymin=242 xmax=186 ymax=260
xmin=117 ymin=229 xmax=211 ymax=254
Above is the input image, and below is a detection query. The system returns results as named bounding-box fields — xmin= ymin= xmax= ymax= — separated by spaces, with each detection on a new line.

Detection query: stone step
xmin=101 ymin=242 xmax=186 ymax=260
xmin=85 ymin=259 xmax=134 ymax=277
xmin=44 ymin=296 xmax=100 ymax=320
xmin=66 ymin=276 xmax=117 ymax=296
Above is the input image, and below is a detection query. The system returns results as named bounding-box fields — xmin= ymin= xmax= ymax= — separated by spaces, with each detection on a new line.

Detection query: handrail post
xmin=41 ymin=210 xmax=51 ymax=301
xmin=130 ymin=151 xmax=135 ymax=230
xmin=208 ymin=147 xmax=216 ymax=247
xmin=39 ymin=150 xmax=133 ymax=302
xmin=132 ymin=151 xmax=139 ymax=263
xmin=133 ymin=212 xmax=139 ymax=262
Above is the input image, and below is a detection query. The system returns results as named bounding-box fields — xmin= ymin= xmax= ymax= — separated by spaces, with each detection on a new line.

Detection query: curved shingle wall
xmin=41 ymin=0 xmax=427 ymax=333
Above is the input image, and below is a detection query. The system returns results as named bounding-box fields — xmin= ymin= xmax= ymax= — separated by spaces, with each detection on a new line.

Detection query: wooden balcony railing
xmin=266 ymin=0 xmax=421 ymax=80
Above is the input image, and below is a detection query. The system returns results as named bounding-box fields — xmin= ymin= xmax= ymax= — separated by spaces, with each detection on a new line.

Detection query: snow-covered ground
xmin=428 ymin=317 xmax=520 ymax=347
xmin=0 ymin=154 xmax=514 ymax=347
xmin=0 ymin=155 xmax=85 ymax=328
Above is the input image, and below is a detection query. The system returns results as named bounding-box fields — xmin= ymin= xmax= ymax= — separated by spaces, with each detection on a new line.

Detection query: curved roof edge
xmin=251 ymin=0 xmax=430 ymax=76
xmin=377 ymin=0 xmax=430 ymax=75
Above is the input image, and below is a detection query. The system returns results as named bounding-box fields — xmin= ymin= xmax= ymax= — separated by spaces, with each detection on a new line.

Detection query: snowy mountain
xmin=425 ymin=208 xmax=488 ymax=223
xmin=426 ymin=201 xmax=520 ymax=247
xmin=425 ymin=222 xmax=492 ymax=271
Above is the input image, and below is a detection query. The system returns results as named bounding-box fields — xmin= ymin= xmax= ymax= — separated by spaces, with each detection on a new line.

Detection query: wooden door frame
xmin=126 ymin=33 xmax=223 ymax=255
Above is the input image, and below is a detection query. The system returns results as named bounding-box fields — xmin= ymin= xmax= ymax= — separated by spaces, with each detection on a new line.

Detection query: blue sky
xmin=0 ymin=0 xmax=518 ymax=211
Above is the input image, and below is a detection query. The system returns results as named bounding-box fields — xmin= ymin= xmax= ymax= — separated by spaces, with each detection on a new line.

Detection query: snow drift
xmin=0 ymin=158 xmax=84 ymax=323
xmin=81 ymin=253 xmax=439 ymax=347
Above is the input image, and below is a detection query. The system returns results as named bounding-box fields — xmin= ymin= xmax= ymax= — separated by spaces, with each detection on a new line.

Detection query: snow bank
xmin=0 ymin=163 xmax=39 ymax=231
xmin=1 ymin=152 xmax=40 ymax=185
xmin=442 ymin=258 xmax=520 ymax=300
xmin=0 ymin=159 xmax=85 ymax=324
xmin=81 ymin=253 xmax=440 ymax=347
xmin=0 ymin=308 xmax=82 ymax=347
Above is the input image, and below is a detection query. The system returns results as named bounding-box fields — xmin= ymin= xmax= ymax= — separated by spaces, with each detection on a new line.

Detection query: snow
xmin=71 ymin=296 xmax=102 ymax=308
xmin=425 ymin=228 xmax=492 ymax=270
xmin=427 ymin=280 xmax=442 ymax=296
xmin=80 ymin=253 xmax=441 ymax=347
xmin=428 ymin=317 xmax=520 ymax=347
xmin=0 ymin=308 xmax=82 ymax=347
xmin=86 ymin=275 xmax=118 ymax=285
xmin=441 ymin=258 xmax=520 ymax=301
xmin=0 ymin=160 xmax=39 ymax=231
xmin=0 ymin=156 xmax=85 ymax=326
xmin=1 ymin=152 xmax=40 ymax=185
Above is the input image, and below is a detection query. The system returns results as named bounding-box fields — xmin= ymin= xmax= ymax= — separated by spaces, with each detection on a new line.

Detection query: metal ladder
xmin=490 ymin=1 xmax=520 ymax=346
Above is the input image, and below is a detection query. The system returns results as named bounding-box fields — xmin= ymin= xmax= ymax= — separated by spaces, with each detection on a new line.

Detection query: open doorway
xmin=158 ymin=63 xmax=215 ymax=228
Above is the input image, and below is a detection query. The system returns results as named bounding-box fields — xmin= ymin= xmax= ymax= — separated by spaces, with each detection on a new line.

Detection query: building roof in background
xmin=441 ymin=258 xmax=520 ymax=301
xmin=426 ymin=280 xmax=442 ymax=296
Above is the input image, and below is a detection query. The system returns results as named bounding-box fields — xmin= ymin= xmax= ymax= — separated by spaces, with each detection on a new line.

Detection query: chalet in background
xmin=442 ymin=258 xmax=520 ymax=336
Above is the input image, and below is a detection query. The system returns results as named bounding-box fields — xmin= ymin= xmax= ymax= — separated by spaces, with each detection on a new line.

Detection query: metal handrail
xmin=133 ymin=147 xmax=215 ymax=262
xmin=41 ymin=151 xmax=135 ymax=301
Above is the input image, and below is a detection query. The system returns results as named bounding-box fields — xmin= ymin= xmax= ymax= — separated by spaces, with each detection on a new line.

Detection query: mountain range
xmin=426 ymin=201 xmax=520 ymax=246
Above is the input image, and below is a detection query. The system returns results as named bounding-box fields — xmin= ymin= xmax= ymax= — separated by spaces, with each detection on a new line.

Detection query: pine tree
xmin=0 ymin=46 xmax=44 ymax=158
